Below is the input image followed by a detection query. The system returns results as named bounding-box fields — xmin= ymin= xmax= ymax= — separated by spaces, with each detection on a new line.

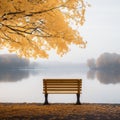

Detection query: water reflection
xmin=0 ymin=70 xmax=29 ymax=82
xmin=0 ymin=69 xmax=43 ymax=82
xmin=87 ymin=53 xmax=120 ymax=84
xmin=0 ymin=62 xmax=87 ymax=82
xmin=0 ymin=68 xmax=81 ymax=82
xmin=87 ymin=70 xmax=120 ymax=84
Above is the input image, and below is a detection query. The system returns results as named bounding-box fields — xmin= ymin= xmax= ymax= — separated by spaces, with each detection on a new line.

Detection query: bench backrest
xmin=43 ymin=79 xmax=82 ymax=94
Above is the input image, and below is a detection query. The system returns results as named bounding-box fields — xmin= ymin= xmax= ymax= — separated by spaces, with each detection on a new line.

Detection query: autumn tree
xmin=0 ymin=0 xmax=87 ymax=58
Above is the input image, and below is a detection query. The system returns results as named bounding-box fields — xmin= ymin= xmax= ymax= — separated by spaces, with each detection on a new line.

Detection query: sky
xmin=44 ymin=0 xmax=120 ymax=63
xmin=0 ymin=0 xmax=120 ymax=63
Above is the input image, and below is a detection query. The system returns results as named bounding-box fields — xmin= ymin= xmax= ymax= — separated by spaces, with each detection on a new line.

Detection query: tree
xmin=0 ymin=0 xmax=87 ymax=58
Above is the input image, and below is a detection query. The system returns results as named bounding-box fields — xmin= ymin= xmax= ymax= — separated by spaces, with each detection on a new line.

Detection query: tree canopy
xmin=0 ymin=0 xmax=87 ymax=58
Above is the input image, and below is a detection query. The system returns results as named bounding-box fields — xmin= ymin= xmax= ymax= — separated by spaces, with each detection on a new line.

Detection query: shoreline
xmin=0 ymin=102 xmax=120 ymax=105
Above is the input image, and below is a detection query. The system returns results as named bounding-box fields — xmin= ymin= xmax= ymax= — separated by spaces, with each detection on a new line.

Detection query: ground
xmin=0 ymin=103 xmax=120 ymax=120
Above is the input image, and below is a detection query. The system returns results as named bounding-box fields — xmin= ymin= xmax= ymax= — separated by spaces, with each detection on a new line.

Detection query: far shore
xmin=0 ymin=103 xmax=120 ymax=120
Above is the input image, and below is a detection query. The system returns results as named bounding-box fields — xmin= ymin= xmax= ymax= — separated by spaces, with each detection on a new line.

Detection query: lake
xmin=0 ymin=63 xmax=120 ymax=104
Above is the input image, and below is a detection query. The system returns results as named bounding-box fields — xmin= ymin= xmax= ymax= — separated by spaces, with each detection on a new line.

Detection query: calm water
xmin=0 ymin=64 xmax=120 ymax=104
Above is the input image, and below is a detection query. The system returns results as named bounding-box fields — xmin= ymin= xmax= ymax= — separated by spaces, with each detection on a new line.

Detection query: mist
xmin=87 ymin=53 xmax=120 ymax=84
xmin=0 ymin=54 xmax=30 ymax=69
xmin=0 ymin=54 xmax=88 ymax=82
xmin=0 ymin=54 xmax=39 ymax=82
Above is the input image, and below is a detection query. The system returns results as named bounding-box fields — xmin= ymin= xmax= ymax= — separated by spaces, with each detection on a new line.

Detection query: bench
xmin=43 ymin=79 xmax=82 ymax=105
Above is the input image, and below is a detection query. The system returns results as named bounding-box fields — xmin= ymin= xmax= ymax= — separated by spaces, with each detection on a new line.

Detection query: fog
xmin=0 ymin=54 xmax=30 ymax=69
xmin=0 ymin=54 xmax=38 ymax=82
xmin=87 ymin=53 xmax=120 ymax=84
xmin=0 ymin=54 xmax=87 ymax=82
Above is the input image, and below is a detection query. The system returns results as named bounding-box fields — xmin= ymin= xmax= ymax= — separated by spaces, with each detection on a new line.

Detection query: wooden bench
xmin=43 ymin=79 xmax=82 ymax=105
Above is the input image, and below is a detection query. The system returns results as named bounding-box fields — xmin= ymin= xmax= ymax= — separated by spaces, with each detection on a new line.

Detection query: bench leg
xmin=76 ymin=93 xmax=81 ymax=105
xmin=44 ymin=93 xmax=49 ymax=105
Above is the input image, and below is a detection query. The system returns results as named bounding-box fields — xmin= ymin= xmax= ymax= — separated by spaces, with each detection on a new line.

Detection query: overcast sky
xmin=48 ymin=0 xmax=120 ymax=63
xmin=36 ymin=0 xmax=120 ymax=63
xmin=0 ymin=0 xmax=120 ymax=63
xmin=81 ymin=0 xmax=120 ymax=60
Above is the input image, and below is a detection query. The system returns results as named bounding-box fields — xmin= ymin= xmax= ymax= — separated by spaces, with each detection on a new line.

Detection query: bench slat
xmin=43 ymin=82 xmax=81 ymax=83
xmin=43 ymin=88 xmax=81 ymax=91
xmin=44 ymin=81 xmax=81 ymax=82
xmin=43 ymin=83 xmax=81 ymax=85
xmin=43 ymin=84 xmax=81 ymax=87
xmin=43 ymin=84 xmax=82 ymax=86
xmin=43 ymin=81 xmax=81 ymax=83
xmin=43 ymin=91 xmax=82 ymax=94
xmin=43 ymin=86 xmax=82 ymax=88
xmin=44 ymin=79 xmax=82 ymax=81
